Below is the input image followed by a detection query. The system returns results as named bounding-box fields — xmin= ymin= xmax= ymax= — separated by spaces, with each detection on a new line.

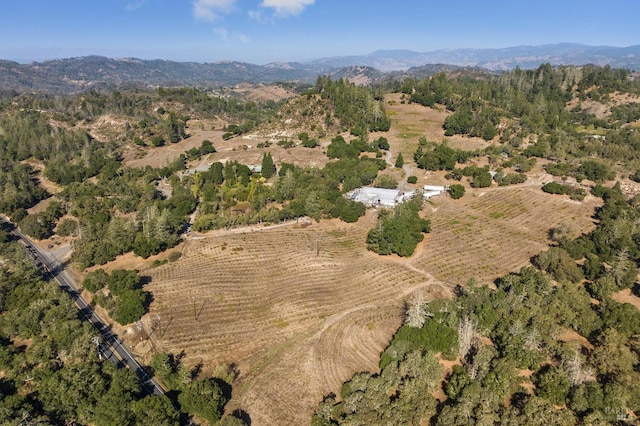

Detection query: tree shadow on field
xmin=214 ymin=377 xmax=233 ymax=402
xmin=232 ymin=409 xmax=252 ymax=425
xmin=190 ymin=362 xmax=203 ymax=380
xmin=175 ymin=350 xmax=187 ymax=366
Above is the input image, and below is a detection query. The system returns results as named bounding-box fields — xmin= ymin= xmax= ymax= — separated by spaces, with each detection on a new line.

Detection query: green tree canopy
xmin=261 ymin=152 xmax=276 ymax=179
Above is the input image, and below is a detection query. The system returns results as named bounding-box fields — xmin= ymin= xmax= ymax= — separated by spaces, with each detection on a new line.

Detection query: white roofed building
xmin=423 ymin=184 xmax=447 ymax=199
xmin=346 ymin=187 xmax=415 ymax=208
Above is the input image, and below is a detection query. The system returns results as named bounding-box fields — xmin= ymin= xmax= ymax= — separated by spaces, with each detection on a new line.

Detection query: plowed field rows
xmin=144 ymin=218 xmax=447 ymax=424
xmin=415 ymin=186 xmax=600 ymax=285
xmin=141 ymin=183 xmax=598 ymax=424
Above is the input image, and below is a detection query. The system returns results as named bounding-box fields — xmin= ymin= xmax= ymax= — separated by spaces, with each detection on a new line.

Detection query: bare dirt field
xmin=118 ymin=95 xmax=601 ymax=425
xmin=227 ymin=83 xmax=298 ymax=103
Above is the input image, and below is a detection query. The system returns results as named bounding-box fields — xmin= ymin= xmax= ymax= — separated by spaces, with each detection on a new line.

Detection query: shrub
xmin=56 ymin=218 xmax=78 ymax=237
xmin=151 ymin=136 xmax=165 ymax=147
xmin=83 ymin=269 xmax=109 ymax=293
xmin=167 ymin=251 xmax=182 ymax=262
xmin=535 ymin=365 xmax=571 ymax=405
xmin=449 ymin=184 xmax=465 ymax=199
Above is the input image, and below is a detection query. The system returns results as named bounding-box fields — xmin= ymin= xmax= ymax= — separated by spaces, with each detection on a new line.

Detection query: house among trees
xmin=247 ymin=164 xmax=263 ymax=174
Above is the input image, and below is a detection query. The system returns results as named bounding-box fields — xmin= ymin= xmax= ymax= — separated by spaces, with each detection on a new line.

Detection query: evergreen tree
xmin=261 ymin=152 xmax=276 ymax=179
xmin=395 ymin=152 xmax=404 ymax=168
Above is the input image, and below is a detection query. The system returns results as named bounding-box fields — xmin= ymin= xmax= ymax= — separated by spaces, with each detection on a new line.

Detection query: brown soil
xmin=122 ymin=126 xmax=223 ymax=169
xmin=134 ymin=177 xmax=598 ymax=425
xmin=123 ymin=121 xmax=331 ymax=172
xmin=21 ymin=159 xmax=63 ymax=195
xmin=86 ymin=114 xmax=132 ymax=142
xmin=143 ymin=217 xmax=451 ymax=424
xmin=384 ymin=93 xmax=491 ymax=163
xmin=228 ymin=83 xmax=298 ymax=103
xmin=433 ymin=355 xmax=461 ymax=402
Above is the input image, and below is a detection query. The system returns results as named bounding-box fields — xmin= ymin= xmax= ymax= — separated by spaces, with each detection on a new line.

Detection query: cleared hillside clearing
xmin=123 ymin=120 xmax=331 ymax=171
xmin=383 ymin=93 xmax=491 ymax=161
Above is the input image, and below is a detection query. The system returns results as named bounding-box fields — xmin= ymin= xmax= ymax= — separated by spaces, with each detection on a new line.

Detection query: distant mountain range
xmin=312 ymin=43 xmax=640 ymax=72
xmin=0 ymin=43 xmax=638 ymax=94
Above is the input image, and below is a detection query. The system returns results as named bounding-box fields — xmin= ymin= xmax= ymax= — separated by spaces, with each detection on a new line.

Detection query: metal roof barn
xmin=346 ymin=187 xmax=416 ymax=207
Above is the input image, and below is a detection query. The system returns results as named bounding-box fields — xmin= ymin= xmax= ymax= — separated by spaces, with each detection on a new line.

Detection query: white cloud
xmin=125 ymin=0 xmax=147 ymax=11
xmin=213 ymin=27 xmax=250 ymax=44
xmin=193 ymin=0 xmax=236 ymax=21
xmin=213 ymin=27 xmax=229 ymax=42
xmin=260 ymin=0 xmax=314 ymax=16
xmin=248 ymin=9 xmax=272 ymax=24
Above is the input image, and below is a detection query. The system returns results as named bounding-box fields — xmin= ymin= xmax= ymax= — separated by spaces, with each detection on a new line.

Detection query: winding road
xmin=1 ymin=218 xmax=165 ymax=396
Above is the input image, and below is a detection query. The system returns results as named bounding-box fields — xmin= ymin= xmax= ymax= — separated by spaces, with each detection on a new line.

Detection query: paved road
xmin=2 ymin=219 xmax=164 ymax=396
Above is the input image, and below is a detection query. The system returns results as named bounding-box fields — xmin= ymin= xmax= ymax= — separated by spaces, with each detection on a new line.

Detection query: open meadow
xmin=121 ymin=94 xmax=601 ymax=424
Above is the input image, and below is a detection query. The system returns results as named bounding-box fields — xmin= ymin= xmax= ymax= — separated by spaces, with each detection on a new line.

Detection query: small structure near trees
xmin=423 ymin=184 xmax=447 ymax=199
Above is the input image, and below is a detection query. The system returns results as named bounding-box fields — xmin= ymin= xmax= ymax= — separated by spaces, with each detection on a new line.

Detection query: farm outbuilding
xmin=346 ymin=187 xmax=415 ymax=207
xmin=423 ymin=185 xmax=447 ymax=199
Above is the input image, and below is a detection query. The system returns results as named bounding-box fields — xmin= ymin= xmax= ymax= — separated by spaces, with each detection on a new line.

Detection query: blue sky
xmin=1 ymin=0 xmax=637 ymax=64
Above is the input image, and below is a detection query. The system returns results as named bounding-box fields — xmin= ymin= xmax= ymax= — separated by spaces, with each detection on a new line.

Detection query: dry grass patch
xmin=384 ymin=93 xmax=490 ymax=162
xmin=124 ymin=123 xmax=331 ymax=171
xmin=228 ymin=83 xmax=298 ymax=103
xmin=123 ymin=126 xmax=224 ymax=168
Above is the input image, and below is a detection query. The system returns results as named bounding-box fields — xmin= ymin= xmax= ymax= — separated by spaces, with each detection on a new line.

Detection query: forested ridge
xmin=0 ymin=64 xmax=640 ymax=424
